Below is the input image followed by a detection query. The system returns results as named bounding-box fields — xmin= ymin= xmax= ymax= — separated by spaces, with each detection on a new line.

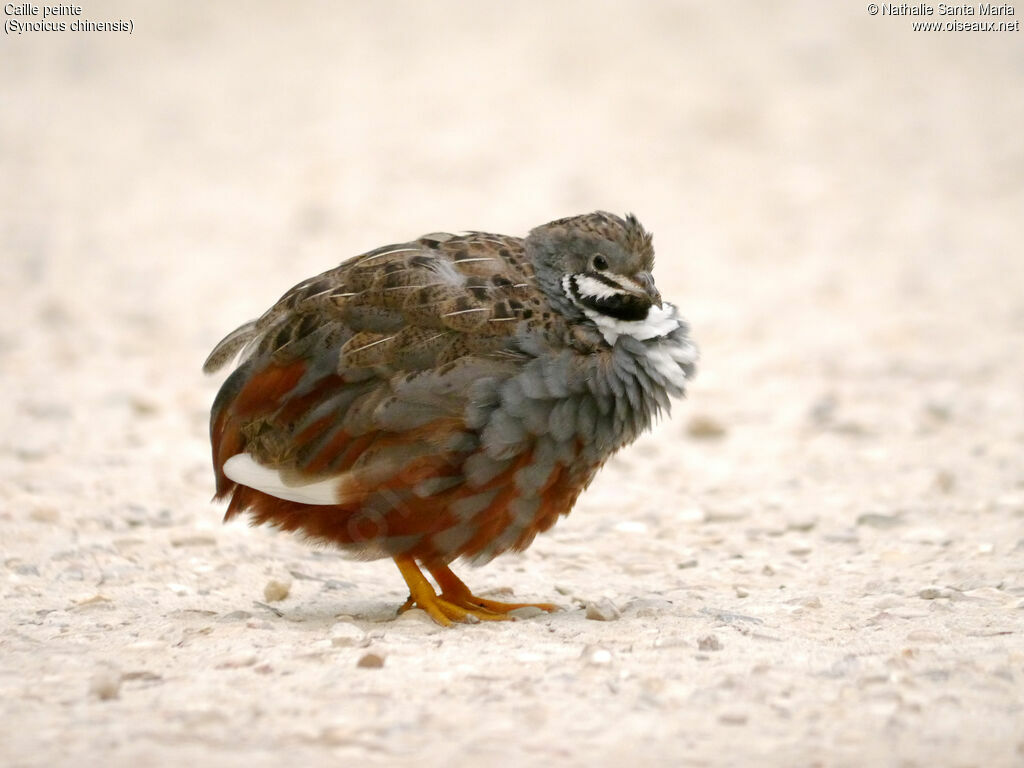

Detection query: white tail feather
xmin=223 ymin=454 xmax=344 ymax=506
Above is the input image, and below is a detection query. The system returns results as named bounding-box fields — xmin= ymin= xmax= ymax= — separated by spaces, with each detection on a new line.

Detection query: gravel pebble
xmin=585 ymin=598 xmax=621 ymax=621
xmin=698 ymin=634 xmax=723 ymax=651
xmin=580 ymin=645 xmax=614 ymax=665
xmin=171 ymin=535 xmax=217 ymax=548
xmin=678 ymin=507 xmax=707 ymax=524
xmin=718 ymin=712 xmax=748 ymax=725
xmin=330 ymin=621 xmax=366 ymax=646
xmin=903 ymin=527 xmax=952 ymax=545
xmin=934 ymin=470 xmax=956 ymax=493
xmin=919 ymin=586 xmax=951 ymax=600
xmin=788 ymin=540 xmax=813 ymax=556
xmin=263 ymin=579 xmax=292 ymax=602
xmin=219 ymin=610 xmax=253 ymax=621
xmin=857 ymin=512 xmax=904 ymax=529
xmin=216 ymin=654 xmax=258 ymax=669
xmin=687 ymin=414 xmax=727 ymax=439
xmin=508 ymin=606 xmax=547 ymax=620
xmin=89 ymin=668 xmax=122 ymax=700
xmin=906 ymin=629 xmax=944 ymax=643
xmin=356 ymin=652 xmax=385 ymax=669
xmin=29 ymin=505 xmax=60 ymax=523
xmin=786 ymin=515 xmax=818 ymax=532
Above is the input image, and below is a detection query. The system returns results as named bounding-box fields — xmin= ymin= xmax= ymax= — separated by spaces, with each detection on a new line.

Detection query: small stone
xmin=580 ymin=645 xmax=613 ymax=665
xmin=124 ymin=641 xmax=165 ymax=652
xmin=809 ymin=393 xmax=838 ymax=425
xmin=219 ymin=610 xmax=253 ymax=621
xmin=322 ymin=579 xmax=354 ymax=591
xmin=857 ymin=512 xmax=904 ymax=529
xmin=320 ymin=724 xmax=361 ymax=746
xmin=29 ymin=505 xmax=60 ymax=523
xmin=687 ymin=415 xmax=727 ymax=439
xmin=718 ymin=711 xmax=748 ymax=725
xmin=832 ymin=421 xmax=867 ymax=436
xmin=89 ymin=668 xmax=122 ymax=700
xmin=626 ymin=597 xmax=672 ymax=618
xmin=734 ymin=586 xmax=749 ymax=598
xmin=394 ymin=607 xmax=437 ymax=625
xmin=924 ymin=401 xmax=952 ymax=422
xmin=508 ymin=606 xmax=546 ymax=620
xmin=788 ymin=540 xmax=813 ymax=556
xmin=130 ymin=396 xmax=160 ymax=416
xmin=919 ymin=586 xmax=951 ymax=600
xmin=13 ymin=563 xmax=39 ymax=576
xmin=171 ymin=535 xmax=217 ymax=548
xmin=698 ymin=634 xmax=723 ymax=651
xmin=934 ymin=470 xmax=956 ymax=494
xmin=786 ymin=515 xmax=818 ymax=532
xmin=356 ymin=652 xmax=385 ymax=669
xmin=785 ymin=596 xmax=822 ymax=613
xmin=823 ymin=529 xmax=860 ymax=544
xmin=677 ymin=559 xmax=699 ymax=569
xmin=903 ymin=527 xmax=951 ymax=545
xmin=330 ymin=621 xmax=365 ymax=647
xmin=121 ymin=670 xmax=162 ymax=682
xmin=585 ymin=598 xmax=621 ymax=621
xmin=263 ymin=579 xmax=292 ymax=602
xmin=678 ymin=507 xmax=707 ymax=524
xmin=216 ymin=654 xmax=257 ymax=669
xmin=72 ymin=594 xmax=112 ymax=608
xmin=705 ymin=507 xmax=748 ymax=523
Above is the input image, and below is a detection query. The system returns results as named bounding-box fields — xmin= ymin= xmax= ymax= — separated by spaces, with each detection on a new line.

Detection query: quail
xmin=204 ymin=211 xmax=697 ymax=625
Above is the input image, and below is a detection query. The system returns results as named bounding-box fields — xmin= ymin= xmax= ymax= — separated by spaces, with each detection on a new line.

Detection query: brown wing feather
xmin=206 ymin=232 xmax=569 ymax=562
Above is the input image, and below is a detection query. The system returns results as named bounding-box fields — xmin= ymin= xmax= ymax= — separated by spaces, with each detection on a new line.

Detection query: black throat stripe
xmin=570 ymin=274 xmax=651 ymax=323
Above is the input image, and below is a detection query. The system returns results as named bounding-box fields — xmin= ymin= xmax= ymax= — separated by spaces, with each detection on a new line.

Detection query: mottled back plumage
xmin=205 ymin=211 xmax=697 ymax=624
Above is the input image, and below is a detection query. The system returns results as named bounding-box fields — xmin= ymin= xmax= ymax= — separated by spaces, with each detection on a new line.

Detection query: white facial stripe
xmin=224 ymin=453 xmax=344 ymax=506
xmin=573 ymin=274 xmax=628 ymax=301
xmin=561 ymin=274 xmax=575 ymax=300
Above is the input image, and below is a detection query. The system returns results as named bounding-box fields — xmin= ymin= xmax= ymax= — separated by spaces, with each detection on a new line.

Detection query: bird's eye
xmin=592 ymin=255 xmax=609 ymax=271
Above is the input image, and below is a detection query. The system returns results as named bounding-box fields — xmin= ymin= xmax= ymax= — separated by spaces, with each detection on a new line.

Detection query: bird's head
xmin=526 ymin=211 xmax=662 ymax=325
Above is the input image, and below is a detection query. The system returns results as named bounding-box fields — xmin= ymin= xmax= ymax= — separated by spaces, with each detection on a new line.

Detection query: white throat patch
xmin=584 ymin=302 xmax=682 ymax=344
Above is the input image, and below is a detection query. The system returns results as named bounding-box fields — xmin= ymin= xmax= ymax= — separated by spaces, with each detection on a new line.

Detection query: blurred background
xmin=2 ymin=2 xmax=1023 ymax=766
xmin=3 ymin=0 xmax=1022 ymax=520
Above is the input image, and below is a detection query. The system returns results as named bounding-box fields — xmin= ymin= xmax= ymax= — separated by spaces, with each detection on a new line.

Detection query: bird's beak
xmin=634 ymin=271 xmax=663 ymax=309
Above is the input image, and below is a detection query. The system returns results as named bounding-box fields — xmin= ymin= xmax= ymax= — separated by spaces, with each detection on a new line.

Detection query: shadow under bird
xmin=204 ymin=211 xmax=698 ymax=625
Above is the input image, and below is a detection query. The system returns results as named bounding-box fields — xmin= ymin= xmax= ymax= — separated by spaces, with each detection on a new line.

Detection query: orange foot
xmin=393 ymin=556 xmax=559 ymax=627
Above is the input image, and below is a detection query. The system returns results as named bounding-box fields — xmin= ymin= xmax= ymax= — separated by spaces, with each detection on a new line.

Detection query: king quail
xmin=204 ymin=211 xmax=697 ymax=626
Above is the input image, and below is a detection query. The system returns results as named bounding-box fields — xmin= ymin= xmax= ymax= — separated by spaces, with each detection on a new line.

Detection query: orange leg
xmin=393 ymin=556 xmax=506 ymax=626
xmin=393 ymin=557 xmax=559 ymax=626
xmin=428 ymin=561 xmax=559 ymax=616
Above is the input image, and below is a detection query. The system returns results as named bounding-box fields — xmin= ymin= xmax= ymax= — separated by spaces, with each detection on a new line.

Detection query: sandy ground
xmin=2 ymin=2 xmax=1024 ymax=766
